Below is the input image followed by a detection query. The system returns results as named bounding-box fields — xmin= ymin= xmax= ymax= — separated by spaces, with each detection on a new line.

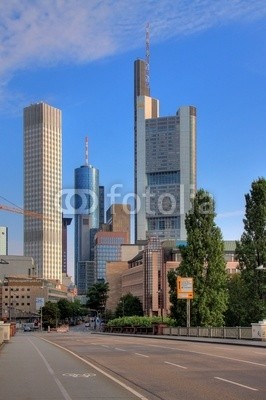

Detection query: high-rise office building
xmin=62 ymin=216 xmax=72 ymax=275
xmin=24 ymin=102 xmax=62 ymax=281
xmin=74 ymin=150 xmax=104 ymax=294
xmin=134 ymin=59 xmax=196 ymax=241
xmin=94 ymin=231 xmax=128 ymax=282
xmin=0 ymin=226 xmax=8 ymax=255
xmin=106 ymin=204 xmax=131 ymax=244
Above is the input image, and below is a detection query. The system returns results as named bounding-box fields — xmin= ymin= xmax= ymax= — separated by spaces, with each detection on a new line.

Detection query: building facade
xmin=74 ymin=162 xmax=103 ymax=294
xmin=106 ymin=204 xmax=131 ymax=243
xmin=134 ymin=59 xmax=196 ymax=241
xmin=0 ymin=227 xmax=8 ymax=255
xmin=62 ymin=216 xmax=72 ymax=274
xmin=94 ymin=231 xmax=128 ymax=282
xmin=24 ymin=102 xmax=62 ymax=282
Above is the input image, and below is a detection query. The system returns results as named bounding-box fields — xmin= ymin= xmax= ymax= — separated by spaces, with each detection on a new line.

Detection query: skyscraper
xmin=134 ymin=59 xmax=196 ymax=241
xmin=24 ymin=102 xmax=62 ymax=282
xmin=106 ymin=203 xmax=131 ymax=243
xmin=74 ymin=148 xmax=104 ymax=294
xmin=62 ymin=216 xmax=72 ymax=275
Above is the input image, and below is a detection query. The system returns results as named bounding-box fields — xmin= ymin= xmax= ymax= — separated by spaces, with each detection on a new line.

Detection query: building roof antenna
xmin=85 ymin=136 xmax=89 ymax=166
xmin=145 ymin=22 xmax=150 ymax=93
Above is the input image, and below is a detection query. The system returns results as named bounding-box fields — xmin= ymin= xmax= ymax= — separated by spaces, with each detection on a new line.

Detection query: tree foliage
xmin=115 ymin=293 xmax=143 ymax=317
xmin=86 ymin=282 xmax=109 ymax=312
xmin=169 ymin=189 xmax=228 ymax=327
xmin=235 ymin=177 xmax=266 ymax=324
xmin=224 ymin=274 xmax=248 ymax=326
xmin=41 ymin=301 xmax=60 ymax=328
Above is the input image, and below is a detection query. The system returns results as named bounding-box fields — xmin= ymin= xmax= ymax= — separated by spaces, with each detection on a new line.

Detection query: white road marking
xmin=115 ymin=347 xmax=126 ymax=351
xmin=214 ymin=377 xmax=258 ymax=391
xmin=62 ymin=372 xmax=96 ymax=378
xmin=147 ymin=344 xmax=266 ymax=367
xmin=29 ymin=339 xmax=73 ymax=400
xmin=164 ymin=361 xmax=187 ymax=369
xmin=134 ymin=353 xmax=149 ymax=358
xmin=40 ymin=337 xmax=149 ymax=400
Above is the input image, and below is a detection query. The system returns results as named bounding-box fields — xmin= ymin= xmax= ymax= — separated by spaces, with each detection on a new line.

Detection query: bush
xmin=106 ymin=316 xmax=175 ymax=327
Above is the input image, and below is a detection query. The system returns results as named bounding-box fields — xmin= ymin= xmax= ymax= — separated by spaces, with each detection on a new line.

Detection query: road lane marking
xmin=40 ymin=337 xmax=149 ymax=400
xmin=164 ymin=361 xmax=187 ymax=369
xmin=134 ymin=353 xmax=149 ymax=358
xmin=147 ymin=344 xmax=266 ymax=367
xmin=115 ymin=347 xmax=126 ymax=351
xmin=214 ymin=377 xmax=258 ymax=391
xmin=29 ymin=339 xmax=73 ymax=400
xmin=62 ymin=373 xmax=96 ymax=378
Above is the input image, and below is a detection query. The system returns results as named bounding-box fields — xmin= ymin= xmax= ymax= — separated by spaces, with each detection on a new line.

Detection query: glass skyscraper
xmin=74 ymin=163 xmax=103 ymax=294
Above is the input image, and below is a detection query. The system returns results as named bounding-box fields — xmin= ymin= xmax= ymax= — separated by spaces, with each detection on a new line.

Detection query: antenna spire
xmin=85 ymin=136 xmax=89 ymax=165
xmin=145 ymin=22 xmax=150 ymax=92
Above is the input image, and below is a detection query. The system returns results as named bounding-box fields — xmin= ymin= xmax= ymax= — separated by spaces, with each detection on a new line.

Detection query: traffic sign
xmin=177 ymin=277 xmax=193 ymax=299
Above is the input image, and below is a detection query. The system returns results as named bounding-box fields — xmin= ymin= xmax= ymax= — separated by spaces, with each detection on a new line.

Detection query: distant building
xmin=0 ymin=255 xmax=36 ymax=283
xmin=62 ymin=216 xmax=72 ymax=274
xmin=0 ymin=276 xmax=69 ymax=322
xmin=106 ymin=240 xmax=239 ymax=315
xmin=23 ymin=102 xmax=62 ymax=282
xmin=134 ymin=58 xmax=196 ymax=241
xmin=0 ymin=227 xmax=8 ymax=255
xmin=106 ymin=204 xmax=131 ymax=243
xmin=95 ymin=231 xmax=128 ymax=282
xmin=74 ymin=147 xmax=104 ymax=294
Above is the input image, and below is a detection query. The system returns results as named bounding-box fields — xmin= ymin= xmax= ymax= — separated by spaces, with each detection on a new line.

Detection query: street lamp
xmin=158 ymin=290 xmax=163 ymax=323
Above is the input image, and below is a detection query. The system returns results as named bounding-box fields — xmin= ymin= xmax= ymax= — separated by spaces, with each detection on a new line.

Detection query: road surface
xmin=1 ymin=329 xmax=265 ymax=400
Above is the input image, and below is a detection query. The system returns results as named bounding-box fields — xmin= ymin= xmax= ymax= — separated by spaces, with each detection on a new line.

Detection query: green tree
xmin=224 ymin=274 xmax=248 ymax=326
xmin=169 ymin=189 xmax=228 ymax=327
xmin=86 ymin=282 xmax=109 ymax=313
xmin=235 ymin=177 xmax=266 ymax=324
xmin=115 ymin=293 xmax=143 ymax=317
xmin=57 ymin=299 xmax=73 ymax=321
xmin=41 ymin=301 xmax=60 ymax=328
xmin=167 ymin=269 xmax=186 ymax=326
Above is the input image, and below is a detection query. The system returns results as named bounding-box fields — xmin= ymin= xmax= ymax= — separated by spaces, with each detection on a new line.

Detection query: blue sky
xmin=0 ymin=1 xmax=265 ymax=277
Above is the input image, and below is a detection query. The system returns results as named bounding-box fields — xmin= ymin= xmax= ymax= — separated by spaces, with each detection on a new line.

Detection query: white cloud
xmin=0 ymin=0 xmax=265 ymax=94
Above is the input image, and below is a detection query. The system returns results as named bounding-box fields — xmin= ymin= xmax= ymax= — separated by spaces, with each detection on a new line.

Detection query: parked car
xmin=23 ymin=325 xmax=31 ymax=332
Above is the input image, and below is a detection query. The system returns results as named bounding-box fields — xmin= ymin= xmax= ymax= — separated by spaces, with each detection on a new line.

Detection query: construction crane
xmin=0 ymin=204 xmax=51 ymax=221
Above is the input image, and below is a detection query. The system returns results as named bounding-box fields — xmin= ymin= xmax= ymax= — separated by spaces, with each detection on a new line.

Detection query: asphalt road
xmin=1 ymin=329 xmax=266 ymax=400
xmin=40 ymin=329 xmax=265 ymax=400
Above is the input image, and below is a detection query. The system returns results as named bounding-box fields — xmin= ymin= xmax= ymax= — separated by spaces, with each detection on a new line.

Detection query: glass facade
xmin=74 ymin=165 xmax=100 ymax=294
xmin=95 ymin=235 xmax=126 ymax=281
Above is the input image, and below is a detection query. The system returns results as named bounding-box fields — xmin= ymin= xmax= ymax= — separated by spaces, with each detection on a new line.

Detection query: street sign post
xmin=177 ymin=277 xmax=194 ymax=328
xmin=177 ymin=277 xmax=193 ymax=299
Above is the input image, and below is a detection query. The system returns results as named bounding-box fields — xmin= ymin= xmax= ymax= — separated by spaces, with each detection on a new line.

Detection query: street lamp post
xmin=40 ymin=306 xmax=43 ymax=332
xmin=158 ymin=290 xmax=163 ymax=323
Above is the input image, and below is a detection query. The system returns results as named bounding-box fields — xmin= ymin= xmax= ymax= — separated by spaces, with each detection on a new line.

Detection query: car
xmin=23 ymin=325 xmax=31 ymax=332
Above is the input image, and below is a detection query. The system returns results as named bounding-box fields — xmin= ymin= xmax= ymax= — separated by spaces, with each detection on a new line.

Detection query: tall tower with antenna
xmin=74 ymin=138 xmax=100 ymax=294
xmin=145 ymin=22 xmax=150 ymax=92
xmin=133 ymin=24 xmax=197 ymax=243
xmin=134 ymin=23 xmax=159 ymax=241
